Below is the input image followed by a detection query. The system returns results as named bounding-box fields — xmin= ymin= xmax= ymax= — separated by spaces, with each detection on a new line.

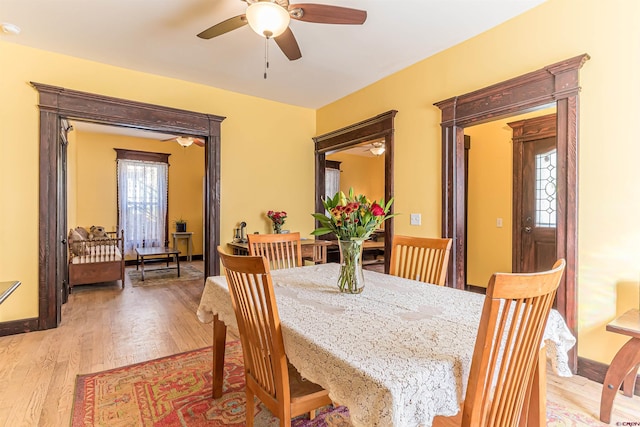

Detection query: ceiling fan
xmin=163 ymin=136 xmax=205 ymax=148
xmin=197 ymin=0 xmax=367 ymax=61
xmin=364 ymin=141 xmax=385 ymax=156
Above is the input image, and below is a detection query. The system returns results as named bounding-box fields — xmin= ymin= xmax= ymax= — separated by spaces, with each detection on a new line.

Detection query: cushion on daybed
xmin=75 ymin=226 xmax=89 ymax=240
xmin=68 ymin=229 xmax=87 ymax=256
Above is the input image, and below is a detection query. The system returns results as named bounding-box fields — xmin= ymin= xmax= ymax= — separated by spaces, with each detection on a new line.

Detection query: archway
xmin=32 ymin=83 xmax=224 ymax=331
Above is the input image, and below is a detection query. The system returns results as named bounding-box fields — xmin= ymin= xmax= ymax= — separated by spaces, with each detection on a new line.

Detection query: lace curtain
xmin=117 ymin=159 xmax=168 ymax=257
xmin=326 ymin=167 xmax=340 ymax=200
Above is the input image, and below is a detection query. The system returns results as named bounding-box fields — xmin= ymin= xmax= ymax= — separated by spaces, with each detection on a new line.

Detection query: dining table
xmin=197 ymin=263 xmax=576 ymax=427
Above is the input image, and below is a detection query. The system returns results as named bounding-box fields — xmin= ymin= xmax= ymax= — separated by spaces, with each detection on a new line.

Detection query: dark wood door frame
xmin=313 ymin=110 xmax=397 ymax=273
xmin=435 ymin=54 xmax=590 ymax=372
xmin=31 ymin=82 xmax=225 ymax=332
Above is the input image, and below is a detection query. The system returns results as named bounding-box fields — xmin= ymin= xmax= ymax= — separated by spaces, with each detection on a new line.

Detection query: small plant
xmin=173 ymin=217 xmax=187 ymax=232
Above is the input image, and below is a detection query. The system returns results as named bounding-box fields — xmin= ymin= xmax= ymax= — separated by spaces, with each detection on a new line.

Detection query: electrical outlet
xmin=410 ymin=213 xmax=421 ymax=226
xmin=496 ymin=218 xmax=503 ymax=228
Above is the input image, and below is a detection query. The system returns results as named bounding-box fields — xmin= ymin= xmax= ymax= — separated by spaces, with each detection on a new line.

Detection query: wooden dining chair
xmin=388 ymin=235 xmax=453 ymax=285
xmin=217 ymin=247 xmax=333 ymax=427
xmin=433 ymin=259 xmax=566 ymax=427
xmin=247 ymin=232 xmax=303 ymax=270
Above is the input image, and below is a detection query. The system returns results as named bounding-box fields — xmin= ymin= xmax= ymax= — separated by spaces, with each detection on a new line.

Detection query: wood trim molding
xmin=434 ymin=54 xmax=589 ymax=373
xmin=325 ymin=160 xmax=341 ymax=170
xmin=28 ymin=82 xmax=225 ymax=334
xmin=0 ymin=318 xmax=39 ymax=336
xmin=114 ymin=148 xmax=170 ymax=163
xmin=314 ymin=110 xmax=397 ymax=272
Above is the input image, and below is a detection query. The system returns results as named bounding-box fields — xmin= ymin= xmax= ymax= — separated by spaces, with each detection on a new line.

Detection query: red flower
xmin=371 ymin=203 xmax=385 ymax=216
xmin=267 ymin=210 xmax=287 ymax=225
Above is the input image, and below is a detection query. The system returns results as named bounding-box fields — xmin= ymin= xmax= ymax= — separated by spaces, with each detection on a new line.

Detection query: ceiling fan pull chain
xmin=264 ymin=37 xmax=269 ymax=79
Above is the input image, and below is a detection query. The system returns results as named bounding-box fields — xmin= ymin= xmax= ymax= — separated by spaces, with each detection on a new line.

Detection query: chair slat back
xmin=217 ymin=248 xmax=290 ymax=406
xmin=389 ymin=235 xmax=452 ymax=285
xmin=248 ymin=232 xmax=303 ymax=270
xmin=462 ymin=259 xmax=566 ymax=427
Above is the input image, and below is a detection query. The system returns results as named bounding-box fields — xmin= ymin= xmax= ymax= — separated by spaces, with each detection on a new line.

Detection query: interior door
xmin=57 ymin=119 xmax=71 ymax=309
xmin=519 ymin=135 xmax=557 ymax=272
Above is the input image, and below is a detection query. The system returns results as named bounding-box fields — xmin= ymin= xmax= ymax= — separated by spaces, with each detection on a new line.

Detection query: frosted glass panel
xmin=535 ymin=149 xmax=556 ymax=227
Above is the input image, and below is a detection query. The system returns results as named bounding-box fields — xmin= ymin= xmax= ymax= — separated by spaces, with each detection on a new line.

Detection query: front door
xmin=510 ymin=114 xmax=558 ymax=274
xmin=520 ymin=136 xmax=557 ymax=272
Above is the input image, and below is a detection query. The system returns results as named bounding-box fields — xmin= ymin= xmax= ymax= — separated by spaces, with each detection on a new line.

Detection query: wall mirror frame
xmin=28 ymin=82 xmax=224 ymax=333
xmin=314 ymin=110 xmax=397 ymax=272
xmin=435 ymin=54 xmax=590 ymax=371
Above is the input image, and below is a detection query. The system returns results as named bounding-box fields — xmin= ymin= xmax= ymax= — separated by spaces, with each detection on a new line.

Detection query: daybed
xmin=67 ymin=227 xmax=125 ymax=292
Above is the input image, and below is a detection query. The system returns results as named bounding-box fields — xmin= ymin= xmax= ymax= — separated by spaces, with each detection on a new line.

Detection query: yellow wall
xmin=325 ymin=151 xmax=385 ymax=202
xmin=3 ymin=0 xmax=640 ymax=366
xmin=0 ymin=41 xmax=315 ymax=322
xmin=465 ymin=119 xmax=514 ymax=287
xmin=70 ymin=130 xmax=205 ymax=258
xmin=317 ymin=0 xmax=640 ymax=364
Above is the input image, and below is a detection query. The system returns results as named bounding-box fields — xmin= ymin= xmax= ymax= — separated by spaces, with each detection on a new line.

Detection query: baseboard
xmin=577 ymin=356 xmax=640 ymax=397
xmin=0 ymin=317 xmax=39 ymax=337
xmin=465 ymin=283 xmax=487 ymax=295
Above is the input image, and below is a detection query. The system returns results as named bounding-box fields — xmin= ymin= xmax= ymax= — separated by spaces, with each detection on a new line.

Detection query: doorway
xmin=435 ymin=54 xmax=590 ymax=371
xmin=509 ymin=113 xmax=558 ymax=274
xmin=314 ymin=110 xmax=397 ymax=272
xmin=32 ymin=83 xmax=224 ymax=331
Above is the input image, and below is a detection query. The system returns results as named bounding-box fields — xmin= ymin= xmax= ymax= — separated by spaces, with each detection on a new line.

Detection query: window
xmin=535 ymin=148 xmax=557 ymax=227
xmin=115 ymin=149 xmax=170 ymax=256
xmin=325 ymin=160 xmax=341 ymax=200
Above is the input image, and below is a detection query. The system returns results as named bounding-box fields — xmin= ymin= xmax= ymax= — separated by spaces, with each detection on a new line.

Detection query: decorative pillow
xmin=75 ymin=226 xmax=89 ymax=240
xmin=68 ymin=229 xmax=86 ymax=256
xmin=89 ymin=225 xmax=109 ymax=240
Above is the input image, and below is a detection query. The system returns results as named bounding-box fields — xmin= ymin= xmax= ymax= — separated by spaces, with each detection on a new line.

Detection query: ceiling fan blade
xmin=275 ymin=27 xmax=302 ymax=61
xmin=289 ymin=4 xmax=366 ymax=24
xmin=197 ymin=15 xmax=247 ymax=39
xmin=193 ymin=138 xmax=205 ymax=147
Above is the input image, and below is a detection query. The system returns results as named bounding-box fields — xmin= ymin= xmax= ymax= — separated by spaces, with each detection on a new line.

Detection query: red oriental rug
xmin=71 ymin=341 xmax=349 ymax=427
xmin=71 ymin=341 xmax=602 ymax=426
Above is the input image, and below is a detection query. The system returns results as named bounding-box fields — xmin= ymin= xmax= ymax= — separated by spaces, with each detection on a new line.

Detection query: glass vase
xmin=337 ymin=238 xmax=365 ymax=294
xmin=273 ymin=223 xmax=282 ymax=234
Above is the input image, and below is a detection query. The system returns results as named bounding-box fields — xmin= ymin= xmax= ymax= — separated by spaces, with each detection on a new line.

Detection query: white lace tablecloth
xmin=197 ymin=263 xmax=575 ymax=427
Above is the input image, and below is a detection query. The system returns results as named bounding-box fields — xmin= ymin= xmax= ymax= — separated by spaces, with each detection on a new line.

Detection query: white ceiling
xmin=2 ymin=0 xmax=545 ymax=109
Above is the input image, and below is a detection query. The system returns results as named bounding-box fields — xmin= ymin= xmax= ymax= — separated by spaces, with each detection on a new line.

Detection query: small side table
xmin=172 ymin=232 xmax=193 ymax=262
xmin=600 ymin=308 xmax=640 ymax=423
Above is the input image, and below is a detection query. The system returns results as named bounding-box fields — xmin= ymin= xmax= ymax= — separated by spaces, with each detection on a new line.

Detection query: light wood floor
xmin=0 ymin=261 xmax=638 ymax=426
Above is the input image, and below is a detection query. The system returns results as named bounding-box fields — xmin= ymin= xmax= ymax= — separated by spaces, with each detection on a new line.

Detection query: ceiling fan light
xmin=370 ymin=145 xmax=385 ymax=156
xmin=176 ymin=136 xmax=194 ymax=147
xmin=246 ymin=1 xmax=290 ymax=38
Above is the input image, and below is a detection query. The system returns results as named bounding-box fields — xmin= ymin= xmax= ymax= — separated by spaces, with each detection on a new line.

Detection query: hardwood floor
xmin=0 ymin=262 xmax=638 ymax=426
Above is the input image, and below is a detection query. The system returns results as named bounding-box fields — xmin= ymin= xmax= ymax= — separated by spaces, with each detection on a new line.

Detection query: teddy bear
xmin=89 ymin=225 xmax=109 ymax=240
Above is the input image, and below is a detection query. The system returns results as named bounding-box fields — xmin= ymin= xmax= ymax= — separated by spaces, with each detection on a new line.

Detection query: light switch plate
xmin=410 ymin=213 xmax=421 ymax=226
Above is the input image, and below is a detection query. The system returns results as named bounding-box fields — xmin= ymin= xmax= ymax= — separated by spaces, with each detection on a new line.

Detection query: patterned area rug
xmin=71 ymin=341 xmax=602 ymax=427
xmin=128 ymin=264 xmax=204 ymax=287
xmin=71 ymin=341 xmax=350 ymax=427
